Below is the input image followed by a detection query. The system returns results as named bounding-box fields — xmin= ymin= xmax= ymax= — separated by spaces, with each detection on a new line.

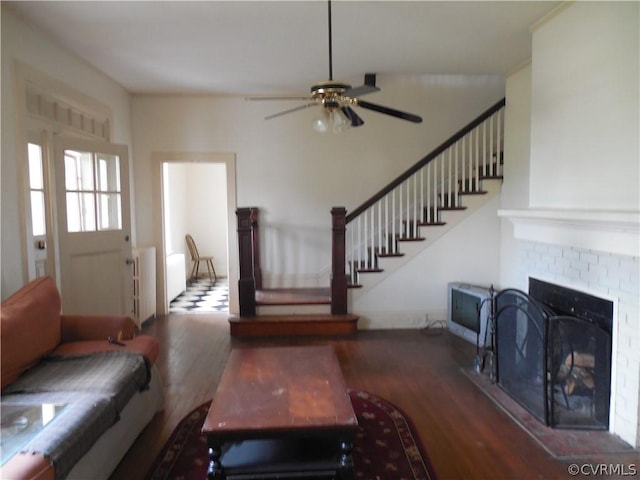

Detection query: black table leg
xmin=207 ymin=441 xmax=223 ymax=480
xmin=338 ymin=438 xmax=355 ymax=480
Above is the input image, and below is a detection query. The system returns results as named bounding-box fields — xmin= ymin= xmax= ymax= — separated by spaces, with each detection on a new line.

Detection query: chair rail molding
xmin=498 ymin=209 xmax=640 ymax=257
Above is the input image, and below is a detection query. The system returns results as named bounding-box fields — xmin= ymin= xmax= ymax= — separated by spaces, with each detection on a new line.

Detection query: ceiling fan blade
xmin=265 ymin=103 xmax=317 ymax=120
xmin=246 ymin=95 xmax=311 ymax=101
xmin=345 ymin=73 xmax=380 ymax=97
xmin=345 ymin=84 xmax=380 ymax=97
xmin=341 ymin=106 xmax=364 ymax=127
xmin=357 ymin=100 xmax=423 ymax=123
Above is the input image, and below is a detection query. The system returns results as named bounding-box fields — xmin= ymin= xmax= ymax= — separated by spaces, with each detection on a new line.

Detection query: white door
xmin=54 ymin=137 xmax=133 ymax=316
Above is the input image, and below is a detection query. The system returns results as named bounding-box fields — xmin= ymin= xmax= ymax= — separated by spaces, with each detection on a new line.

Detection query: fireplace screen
xmin=495 ymin=284 xmax=612 ymax=430
xmin=495 ymin=289 xmax=553 ymax=425
xmin=547 ymin=316 xmax=611 ymax=429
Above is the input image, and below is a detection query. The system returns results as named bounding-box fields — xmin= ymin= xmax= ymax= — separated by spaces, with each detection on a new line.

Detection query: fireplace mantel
xmin=498 ymin=209 xmax=640 ymax=257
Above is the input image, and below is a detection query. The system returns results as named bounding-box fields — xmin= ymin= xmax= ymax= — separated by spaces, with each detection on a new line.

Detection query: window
xmin=27 ymin=142 xmax=46 ymax=236
xmin=64 ymin=149 xmax=122 ymax=232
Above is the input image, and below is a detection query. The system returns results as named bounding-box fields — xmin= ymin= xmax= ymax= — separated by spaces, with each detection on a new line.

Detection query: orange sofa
xmin=1 ymin=276 xmax=164 ymax=480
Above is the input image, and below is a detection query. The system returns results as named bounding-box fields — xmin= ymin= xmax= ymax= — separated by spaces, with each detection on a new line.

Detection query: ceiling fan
xmin=247 ymin=0 xmax=423 ymax=133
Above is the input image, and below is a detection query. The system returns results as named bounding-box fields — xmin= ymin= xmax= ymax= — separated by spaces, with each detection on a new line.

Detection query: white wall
xmin=185 ymin=163 xmax=228 ymax=277
xmin=500 ymin=63 xmax=532 ymax=288
xmin=132 ymin=75 xmax=505 ymax=290
xmin=164 ymin=163 xmax=189 ymax=257
xmin=1 ymin=7 xmax=133 ymax=299
xmin=529 ymin=2 xmax=639 ymax=210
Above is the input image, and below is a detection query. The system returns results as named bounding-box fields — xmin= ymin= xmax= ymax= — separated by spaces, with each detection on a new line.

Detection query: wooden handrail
xmin=346 ymin=98 xmax=505 ymax=223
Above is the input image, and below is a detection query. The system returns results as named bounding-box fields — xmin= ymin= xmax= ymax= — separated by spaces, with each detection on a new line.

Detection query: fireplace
xmin=494 ymin=279 xmax=613 ymax=430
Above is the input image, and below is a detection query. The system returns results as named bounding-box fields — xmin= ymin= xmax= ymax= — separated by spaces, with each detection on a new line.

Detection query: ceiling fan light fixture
xmin=311 ymin=106 xmax=351 ymax=134
xmin=329 ymin=108 xmax=351 ymax=134
xmin=312 ymin=110 xmax=330 ymax=133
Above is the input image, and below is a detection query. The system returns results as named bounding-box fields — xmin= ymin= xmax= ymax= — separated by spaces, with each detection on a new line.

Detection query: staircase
xmin=231 ymin=99 xmax=505 ymax=337
xmin=347 ymin=160 xmax=504 ymax=292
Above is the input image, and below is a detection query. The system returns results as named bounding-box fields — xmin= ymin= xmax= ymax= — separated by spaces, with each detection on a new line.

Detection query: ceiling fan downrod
xmin=328 ymin=0 xmax=333 ymax=81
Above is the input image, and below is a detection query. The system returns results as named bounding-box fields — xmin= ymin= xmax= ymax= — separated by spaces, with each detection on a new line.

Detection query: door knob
xmin=125 ymin=258 xmax=135 ymax=265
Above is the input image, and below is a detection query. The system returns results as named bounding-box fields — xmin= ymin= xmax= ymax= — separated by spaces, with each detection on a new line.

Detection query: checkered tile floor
xmin=169 ymin=278 xmax=228 ymax=313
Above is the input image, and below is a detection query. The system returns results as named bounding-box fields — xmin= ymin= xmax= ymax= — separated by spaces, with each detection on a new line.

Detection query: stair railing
xmin=338 ymin=99 xmax=505 ymax=287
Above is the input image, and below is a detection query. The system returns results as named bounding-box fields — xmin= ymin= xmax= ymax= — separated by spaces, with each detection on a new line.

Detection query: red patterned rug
xmin=146 ymin=390 xmax=437 ymax=480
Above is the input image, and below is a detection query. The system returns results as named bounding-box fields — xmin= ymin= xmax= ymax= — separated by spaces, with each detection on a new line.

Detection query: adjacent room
xmin=1 ymin=2 xmax=638 ymax=479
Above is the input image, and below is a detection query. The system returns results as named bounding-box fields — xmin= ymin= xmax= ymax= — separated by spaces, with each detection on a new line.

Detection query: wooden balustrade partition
xmin=331 ymin=207 xmax=348 ymax=314
xmin=250 ymin=208 xmax=263 ymax=291
xmin=236 ymin=207 xmax=260 ymax=317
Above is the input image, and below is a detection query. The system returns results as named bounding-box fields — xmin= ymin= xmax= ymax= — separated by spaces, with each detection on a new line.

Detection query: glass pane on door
xmin=63 ymin=149 xmax=122 ymax=232
xmin=30 ymin=191 xmax=46 ymax=236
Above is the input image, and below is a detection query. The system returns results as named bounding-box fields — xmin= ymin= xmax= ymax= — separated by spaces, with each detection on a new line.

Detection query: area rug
xmin=463 ymin=368 xmax=636 ymax=459
xmin=146 ymin=389 xmax=436 ymax=480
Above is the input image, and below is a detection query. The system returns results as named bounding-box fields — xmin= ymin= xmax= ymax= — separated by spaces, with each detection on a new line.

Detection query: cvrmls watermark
xmin=568 ymin=463 xmax=637 ymax=476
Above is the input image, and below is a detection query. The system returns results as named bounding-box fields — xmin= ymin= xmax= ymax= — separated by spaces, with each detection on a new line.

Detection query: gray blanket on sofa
xmin=2 ymin=351 xmax=151 ymax=480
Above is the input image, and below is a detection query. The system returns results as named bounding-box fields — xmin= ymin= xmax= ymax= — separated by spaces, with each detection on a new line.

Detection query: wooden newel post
xmin=236 ymin=207 xmax=256 ymax=317
xmin=250 ymin=207 xmax=263 ymax=291
xmin=331 ymin=207 xmax=348 ymax=315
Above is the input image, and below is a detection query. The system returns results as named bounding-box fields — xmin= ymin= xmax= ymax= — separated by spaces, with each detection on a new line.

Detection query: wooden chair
xmin=185 ymin=234 xmax=217 ymax=283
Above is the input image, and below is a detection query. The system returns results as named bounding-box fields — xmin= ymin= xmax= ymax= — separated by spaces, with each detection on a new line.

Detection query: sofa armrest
xmin=52 ymin=336 xmax=160 ymax=366
xmin=0 ymin=452 xmax=54 ymax=480
xmin=60 ymin=315 xmax=136 ymax=343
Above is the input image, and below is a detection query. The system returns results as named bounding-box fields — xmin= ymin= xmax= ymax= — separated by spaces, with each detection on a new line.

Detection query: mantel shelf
xmin=498 ymin=209 xmax=640 ymax=257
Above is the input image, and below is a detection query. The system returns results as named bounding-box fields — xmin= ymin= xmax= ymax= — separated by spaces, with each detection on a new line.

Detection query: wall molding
xmin=498 ymin=209 xmax=640 ymax=257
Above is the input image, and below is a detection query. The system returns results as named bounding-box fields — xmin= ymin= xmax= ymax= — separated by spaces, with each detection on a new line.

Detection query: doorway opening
xmin=153 ymin=153 xmax=238 ymax=316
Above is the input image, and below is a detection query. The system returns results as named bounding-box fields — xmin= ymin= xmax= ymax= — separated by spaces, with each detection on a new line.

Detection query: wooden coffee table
xmin=202 ymin=345 xmax=357 ymax=480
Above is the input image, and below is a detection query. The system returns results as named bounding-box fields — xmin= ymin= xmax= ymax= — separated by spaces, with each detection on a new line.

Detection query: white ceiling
xmin=6 ymin=1 xmax=560 ymax=96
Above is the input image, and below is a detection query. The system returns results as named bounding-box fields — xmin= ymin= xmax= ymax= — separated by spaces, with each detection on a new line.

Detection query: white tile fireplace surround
xmin=499 ymin=209 xmax=640 ymax=447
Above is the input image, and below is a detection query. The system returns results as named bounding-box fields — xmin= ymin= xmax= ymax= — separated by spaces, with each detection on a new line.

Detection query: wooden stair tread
xmin=459 ymin=190 xmax=488 ymax=195
xmin=230 ymin=314 xmax=359 ymax=324
xmin=357 ymin=268 xmax=383 ymax=273
xmin=229 ymin=313 xmax=359 ymax=337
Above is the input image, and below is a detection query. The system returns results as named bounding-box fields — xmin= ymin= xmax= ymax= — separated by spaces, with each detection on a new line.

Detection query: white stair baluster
xmin=358 ymin=215 xmax=362 ymax=272
xmin=447 ymin=145 xmax=452 ymax=209
xmin=482 ymin=119 xmax=487 ymax=177
xmin=490 ymin=113 xmax=495 ymax=176
xmin=438 ymin=150 xmax=446 ymax=207
xmin=370 ymin=207 xmax=375 ymax=268
xmin=413 ymin=174 xmax=418 ymax=237
xmin=405 ymin=179 xmax=410 ymax=237
xmin=454 ymin=142 xmax=459 ymax=206
xmin=497 ymin=109 xmax=503 ymax=176
xmin=384 ymin=194 xmax=389 ymax=254
xmin=475 ymin=127 xmax=480 ymax=191
xmin=391 ymin=189 xmax=396 ymax=253
xmin=462 ymin=135 xmax=467 ymax=195
xmin=433 ymin=153 xmax=444 ymax=221
xmin=419 ymin=167 xmax=424 ymax=224
xmin=426 ymin=162 xmax=431 ymax=223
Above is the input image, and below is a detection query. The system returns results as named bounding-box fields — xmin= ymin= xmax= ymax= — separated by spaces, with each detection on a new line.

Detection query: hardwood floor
xmin=110 ymin=313 xmax=639 ymax=480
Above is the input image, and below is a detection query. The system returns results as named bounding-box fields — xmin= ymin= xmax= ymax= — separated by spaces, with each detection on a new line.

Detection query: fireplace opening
xmin=494 ymin=279 xmax=613 ymax=430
